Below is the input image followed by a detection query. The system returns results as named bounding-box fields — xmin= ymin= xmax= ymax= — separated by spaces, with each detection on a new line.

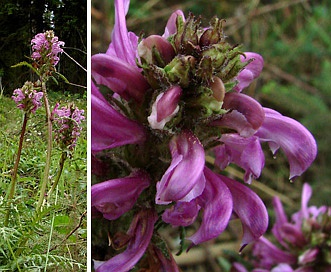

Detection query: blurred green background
xmin=91 ymin=0 xmax=331 ymax=270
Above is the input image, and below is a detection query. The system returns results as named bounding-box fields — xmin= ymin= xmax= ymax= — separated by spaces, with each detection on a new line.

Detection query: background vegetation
xmin=92 ymin=0 xmax=331 ymax=270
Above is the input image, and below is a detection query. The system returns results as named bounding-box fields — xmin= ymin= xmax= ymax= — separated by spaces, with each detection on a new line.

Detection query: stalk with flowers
xmin=2 ymin=30 xmax=86 ymax=269
xmin=91 ymin=0 xmax=317 ymax=271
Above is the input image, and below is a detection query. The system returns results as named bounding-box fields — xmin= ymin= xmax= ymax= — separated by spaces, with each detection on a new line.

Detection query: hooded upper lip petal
xmin=156 ymin=130 xmax=205 ymax=204
xmin=256 ymin=107 xmax=317 ymax=180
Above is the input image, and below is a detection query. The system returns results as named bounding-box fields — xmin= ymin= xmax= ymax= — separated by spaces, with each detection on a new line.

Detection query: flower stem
xmin=4 ymin=113 xmax=29 ymax=226
xmin=36 ymin=81 xmax=53 ymax=211
xmin=47 ymin=152 xmax=67 ymax=198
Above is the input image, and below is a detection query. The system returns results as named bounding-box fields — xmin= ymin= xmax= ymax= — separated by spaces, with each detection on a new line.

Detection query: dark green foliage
xmin=0 ymin=0 xmax=87 ymax=95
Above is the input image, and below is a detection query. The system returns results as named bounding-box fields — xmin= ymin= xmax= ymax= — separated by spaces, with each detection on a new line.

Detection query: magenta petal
xmin=252 ymin=236 xmax=297 ymax=269
xmin=106 ymin=0 xmax=138 ymax=66
xmin=291 ymin=183 xmax=326 ymax=226
xmin=138 ymin=35 xmax=176 ymax=65
xmin=162 ymin=200 xmax=200 ymax=226
xmin=92 ymin=53 xmax=149 ymax=103
xmin=162 ymin=10 xmax=185 ymax=38
xmin=271 ymin=197 xmax=289 ymax=246
xmin=156 ymin=131 xmax=205 ymax=204
xmin=280 ymin=223 xmax=307 ymax=248
xmin=298 ymin=248 xmax=319 ymax=265
xmin=91 ymin=170 xmax=150 ymax=220
xmin=188 ymin=167 xmax=233 ymax=245
xmin=215 ymin=134 xmax=265 ymax=183
xmin=222 ymin=92 xmax=265 ymax=131
xmin=300 ymin=182 xmax=312 ymax=219
xmin=255 ymin=108 xmax=317 ymax=179
xmin=91 ymin=82 xmax=146 ymax=153
xmin=221 ymin=175 xmax=268 ymax=249
xmin=148 ymin=86 xmax=182 ymax=129
xmin=234 ymin=52 xmax=264 ymax=92
xmin=270 ymin=264 xmax=295 ymax=272
xmin=95 ymin=209 xmax=158 ymax=272
xmin=157 ymin=86 xmax=182 ymax=122
xmin=213 ymin=92 xmax=265 ymax=137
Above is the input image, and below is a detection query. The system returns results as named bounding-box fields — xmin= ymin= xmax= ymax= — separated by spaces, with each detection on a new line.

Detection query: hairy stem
xmin=36 ymin=80 xmax=53 ymax=211
xmin=47 ymin=151 xmax=67 ymax=198
xmin=4 ymin=113 xmax=29 ymax=226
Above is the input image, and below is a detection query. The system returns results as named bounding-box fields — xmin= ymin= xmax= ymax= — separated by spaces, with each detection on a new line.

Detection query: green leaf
xmin=11 ymin=61 xmax=39 ymax=76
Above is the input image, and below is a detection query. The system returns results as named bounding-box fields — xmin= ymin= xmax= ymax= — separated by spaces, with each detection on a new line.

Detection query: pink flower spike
xmin=234 ymin=52 xmax=264 ymax=92
xmin=12 ymin=82 xmax=43 ymax=114
xmin=91 ymin=170 xmax=150 ymax=220
xmin=156 ymin=130 xmax=205 ymax=204
xmin=94 ymin=209 xmax=158 ymax=272
xmin=255 ymin=108 xmax=317 ymax=180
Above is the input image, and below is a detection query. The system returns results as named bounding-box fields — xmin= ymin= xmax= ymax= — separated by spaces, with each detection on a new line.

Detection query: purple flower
xmin=52 ymin=103 xmax=85 ymax=151
xmin=212 ymin=92 xmax=265 ymax=137
xmin=12 ymin=81 xmax=43 ymax=114
xmin=233 ymin=52 xmax=264 ymax=92
xmin=92 ymin=54 xmax=149 ymax=103
xmin=147 ymin=85 xmax=182 ymax=129
xmin=94 ymin=209 xmax=157 ymax=272
xmin=91 ymin=82 xmax=146 ymax=153
xmin=214 ymin=134 xmax=265 ymax=184
xmin=256 ymin=108 xmax=317 ymax=180
xmin=91 ymin=170 xmax=150 ymax=220
xmin=162 ymin=167 xmax=268 ymax=249
xmin=31 ymin=30 xmax=64 ymax=66
xmin=156 ymin=130 xmax=206 ymax=204
xmin=91 ymin=0 xmax=318 ymax=269
xmin=249 ymin=183 xmax=331 ymax=271
xmin=91 ymin=0 xmax=149 ymax=103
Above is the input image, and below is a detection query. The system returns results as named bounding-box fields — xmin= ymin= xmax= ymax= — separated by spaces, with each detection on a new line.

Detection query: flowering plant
xmin=91 ymin=0 xmax=317 ymax=270
xmin=31 ymin=30 xmax=65 ymax=73
xmin=12 ymin=81 xmax=43 ymax=114
xmin=52 ymin=103 xmax=85 ymax=152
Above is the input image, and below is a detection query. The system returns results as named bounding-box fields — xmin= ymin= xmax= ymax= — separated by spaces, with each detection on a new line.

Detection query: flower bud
xmin=209 ymin=76 xmax=225 ymax=102
xmin=138 ymin=35 xmax=175 ymax=67
xmin=164 ymin=55 xmax=196 ymax=87
xmin=199 ymin=17 xmax=226 ymax=47
xmin=173 ymin=13 xmax=200 ymax=54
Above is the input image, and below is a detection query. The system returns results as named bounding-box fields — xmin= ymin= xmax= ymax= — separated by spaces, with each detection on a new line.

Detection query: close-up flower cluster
xmin=91 ymin=0 xmax=317 ymax=271
xmin=12 ymin=81 xmax=43 ymax=114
